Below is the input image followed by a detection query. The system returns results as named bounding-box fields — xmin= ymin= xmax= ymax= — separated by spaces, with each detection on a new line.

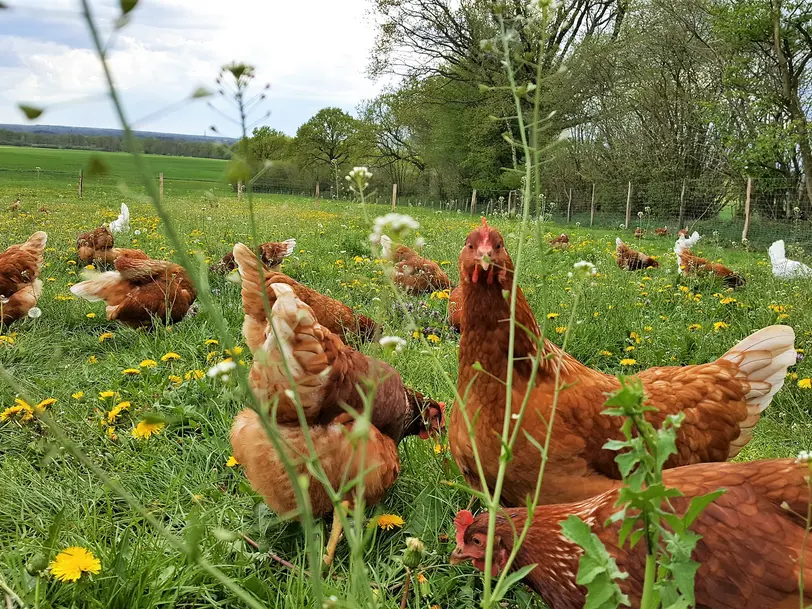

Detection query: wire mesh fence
xmin=3 ymin=165 xmax=811 ymax=251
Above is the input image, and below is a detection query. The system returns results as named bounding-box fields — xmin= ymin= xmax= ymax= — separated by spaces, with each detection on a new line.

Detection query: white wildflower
xmin=644 ymin=206 xmax=651 ymax=213
xmin=379 ymin=335 xmax=406 ymax=354
xmin=415 ymin=236 xmax=426 ymax=248
xmin=369 ymin=213 xmax=420 ymax=246
xmin=207 ymin=360 xmax=237 ymax=380
xmin=568 ymin=260 xmax=597 ymax=281
xmin=637 ymin=211 xmax=644 ymax=219
xmin=27 ymin=307 xmax=42 ymax=319
xmin=796 ymin=450 xmax=811 ymax=463
xmin=134 ymin=229 xmax=141 ymax=236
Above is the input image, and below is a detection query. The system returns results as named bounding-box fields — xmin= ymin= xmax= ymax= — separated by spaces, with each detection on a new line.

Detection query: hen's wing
xmin=231 ymin=408 xmax=400 ymax=518
xmin=1 ymin=280 xmax=43 ymax=323
xmin=0 ymin=231 xmax=47 ymax=299
xmin=449 ymin=285 xmax=463 ymax=331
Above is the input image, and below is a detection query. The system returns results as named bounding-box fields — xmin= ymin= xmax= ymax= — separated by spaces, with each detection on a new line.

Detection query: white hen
xmin=109 ymin=203 xmax=130 ymax=234
xmin=674 ymin=231 xmax=701 ymax=273
xmin=768 ymin=240 xmax=812 ymax=279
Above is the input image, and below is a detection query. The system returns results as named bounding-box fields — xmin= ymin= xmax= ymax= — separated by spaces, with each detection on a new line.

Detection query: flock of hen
xmin=3 ymin=205 xmax=812 ymax=608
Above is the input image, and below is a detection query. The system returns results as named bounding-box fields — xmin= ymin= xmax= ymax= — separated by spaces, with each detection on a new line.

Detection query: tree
xmin=250 ymin=126 xmax=292 ymax=161
xmin=295 ymin=107 xmax=362 ymax=194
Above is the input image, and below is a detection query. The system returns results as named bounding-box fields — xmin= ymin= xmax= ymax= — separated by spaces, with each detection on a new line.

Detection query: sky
xmin=0 ymin=0 xmax=387 ymax=137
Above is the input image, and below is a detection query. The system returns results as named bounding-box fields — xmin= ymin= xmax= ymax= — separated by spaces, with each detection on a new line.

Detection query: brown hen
xmin=75 ymin=226 xmax=140 ymax=265
xmin=381 ymin=235 xmax=452 ymax=294
xmin=449 ymin=284 xmax=463 ymax=331
xmin=615 ymin=238 xmax=659 ymax=271
xmin=232 ymin=243 xmax=378 ymax=343
xmin=70 ymin=251 xmax=196 ymax=327
xmin=451 ymin=459 xmax=812 ymax=609
xmin=210 ymin=238 xmax=295 ymax=273
xmin=229 ymin=243 xmax=444 ymax=564
xmin=678 ymin=249 xmax=746 ymax=289
xmin=449 ymin=219 xmax=795 ymax=506
xmin=0 ymin=231 xmax=47 ymax=324
xmin=549 ymin=234 xmax=570 ymax=248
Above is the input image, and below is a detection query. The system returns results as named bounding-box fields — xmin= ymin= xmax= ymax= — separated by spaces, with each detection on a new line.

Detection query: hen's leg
xmin=323 ymin=500 xmax=350 ymax=566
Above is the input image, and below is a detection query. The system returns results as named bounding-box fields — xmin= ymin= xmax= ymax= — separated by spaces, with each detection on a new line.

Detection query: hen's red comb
xmin=478 ymin=217 xmax=489 ymax=239
xmin=454 ymin=509 xmax=475 ymax=546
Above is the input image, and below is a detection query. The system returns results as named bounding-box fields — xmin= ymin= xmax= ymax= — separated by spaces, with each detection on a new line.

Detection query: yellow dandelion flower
xmin=0 ymin=335 xmax=15 ymax=345
xmin=620 ymin=358 xmax=637 ymax=366
xmin=106 ymin=427 xmax=118 ymax=441
xmin=87 ymin=355 xmax=98 ymax=364
xmin=625 ymin=346 xmax=636 ymax=352
xmin=377 ymin=514 xmax=405 ymax=531
xmin=67 ymin=260 xmax=76 ymax=266
xmin=226 ymin=456 xmax=239 ymax=467
xmin=206 ymin=351 xmax=217 ymax=361
xmin=426 ymin=334 xmax=441 ymax=344
xmin=547 ymin=312 xmax=559 ymax=319
xmin=204 ymin=339 xmax=219 ymax=346
xmin=72 ymin=391 xmax=84 ymax=400
xmin=644 ymin=326 xmax=653 ymax=332
xmin=778 ymin=313 xmax=789 ymax=320
xmin=161 ymin=352 xmax=181 ymax=362
xmin=184 ymin=369 xmax=205 ymax=381
xmin=555 ymin=326 xmax=567 ymax=334
xmin=132 ymin=420 xmax=165 ymax=440
xmin=679 ymin=286 xmax=690 ymax=293
xmin=768 ymin=304 xmax=787 ymax=313
xmin=85 ymin=264 xmax=95 ymax=271
xmin=224 ymin=346 xmax=243 ymax=357
xmin=353 ymin=255 xmax=364 ymax=263
xmin=140 ymin=359 xmax=158 ymax=369
xmin=417 ymin=573 xmax=428 ymax=585
xmin=688 ymin=324 xmax=702 ymax=331
xmin=99 ymin=391 xmax=115 ymax=400
xmin=107 ymin=401 xmax=131 ymax=423
xmin=49 ymin=547 xmax=101 ymax=583
xmin=1 ymin=403 xmax=33 ymax=422
xmin=121 ymin=368 xmax=141 ymax=376
xmin=86 ymin=313 xmax=96 ymax=319
xmin=412 ymin=331 xmax=421 ymax=339
xmin=798 ymin=378 xmax=812 ymax=390
xmin=720 ymin=297 xmax=736 ymax=305
xmin=714 ymin=322 xmax=729 ymax=332
xmin=600 ymin=350 xmax=612 ymax=356
xmin=98 ymin=332 xmax=114 ymax=342
xmin=168 ymin=375 xmax=182 ymax=385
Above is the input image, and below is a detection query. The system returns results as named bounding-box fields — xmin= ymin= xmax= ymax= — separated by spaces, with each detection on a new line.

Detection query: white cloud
xmin=0 ymin=0 xmax=388 ymax=133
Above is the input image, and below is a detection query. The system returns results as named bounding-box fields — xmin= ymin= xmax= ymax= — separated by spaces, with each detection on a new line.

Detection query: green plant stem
xmin=641 ymin=553 xmax=657 ymax=609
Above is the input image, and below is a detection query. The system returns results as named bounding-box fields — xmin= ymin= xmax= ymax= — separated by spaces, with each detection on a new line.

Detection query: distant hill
xmin=0 ymin=124 xmax=236 ymax=144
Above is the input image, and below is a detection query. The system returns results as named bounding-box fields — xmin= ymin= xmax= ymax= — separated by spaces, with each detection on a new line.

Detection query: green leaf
xmin=19 ymin=104 xmax=44 ymax=120
xmin=682 ymin=490 xmax=725 ymax=528
xmin=190 ymin=87 xmax=213 ymax=99
xmin=120 ymin=0 xmax=138 ymax=15
xmin=492 ymin=563 xmax=537 ymax=603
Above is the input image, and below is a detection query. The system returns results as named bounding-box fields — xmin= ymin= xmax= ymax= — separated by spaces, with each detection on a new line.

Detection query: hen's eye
xmin=473 ymin=537 xmax=481 ymax=546
xmin=495 ymin=243 xmax=501 ymax=250
xmin=468 ymin=244 xmax=474 ymax=250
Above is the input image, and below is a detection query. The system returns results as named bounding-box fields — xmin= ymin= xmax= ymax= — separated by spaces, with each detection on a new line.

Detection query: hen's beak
xmin=476 ymin=245 xmax=493 ymax=270
xmin=449 ymin=546 xmax=470 ymax=565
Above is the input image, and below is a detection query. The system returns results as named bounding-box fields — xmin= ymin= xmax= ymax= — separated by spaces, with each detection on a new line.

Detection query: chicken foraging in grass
xmin=230 ymin=244 xmax=445 ymax=565
xmin=70 ymin=250 xmax=196 ymax=327
xmin=677 ymin=227 xmax=689 ymax=238
xmin=0 ymin=231 xmax=47 ymax=324
xmin=232 ymin=242 xmax=378 ymax=343
xmin=210 ymin=239 xmax=296 ymax=273
xmin=549 ymin=234 xmax=569 ymax=248
xmin=768 ymin=239 xmax=812 ymax=279
xmin=380 ymin=235 xmax=452 ymax=294
xmin=451 ymin=459 xmax=812 ymax=609
xmin=9 ymin=198 xmax=21 ymax=212
xmin=449 ymin=218 xmax=795 ymax=506
xmin=654 ymin=226 xmax=669 ymax=236
xmin=634 ymin=227 xmax=643 ymax=239
xmin=675 ymin=232 xmax=745 ymax=288
xmin=615 ymin=238 xmax=659 ymax=271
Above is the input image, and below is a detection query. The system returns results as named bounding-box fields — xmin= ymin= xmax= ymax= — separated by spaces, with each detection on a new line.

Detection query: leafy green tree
xmin=295 ymin=107 xmax=362 ymax=193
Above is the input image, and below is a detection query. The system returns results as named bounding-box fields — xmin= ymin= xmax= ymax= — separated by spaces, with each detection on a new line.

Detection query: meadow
xmin=2 ymin=157 xmax=812 ymax=609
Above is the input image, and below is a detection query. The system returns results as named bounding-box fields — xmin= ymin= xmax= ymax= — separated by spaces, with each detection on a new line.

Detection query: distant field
xmin=0 ymin=145 xmax=230 ymax=196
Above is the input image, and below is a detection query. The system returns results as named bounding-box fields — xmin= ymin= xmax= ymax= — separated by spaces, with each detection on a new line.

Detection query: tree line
xmin=0 ymin=128 xmax=230 ymax=160
xmin=249 ymin=0 xmax=812 ymax=219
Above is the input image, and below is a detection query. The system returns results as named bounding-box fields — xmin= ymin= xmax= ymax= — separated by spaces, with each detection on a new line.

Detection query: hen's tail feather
xmin=768 ymin=240 xmax=786 ymax=268
xmin=721 ymin=325 xmax=796 ymax=456
xmin=247 ymin=282 xmax=333 ymax=421
xmin=70 ymin=271 xmax=121 ymax=302
xmin=380 ymin=235 xmax=392 ymax=259
xmin=233 ymin=242 xmax=270 ymax=327
xmin=615 ymin=237 xmax=624 ymax=249
xmin=281 ymin=238 xmax=296 ymax=258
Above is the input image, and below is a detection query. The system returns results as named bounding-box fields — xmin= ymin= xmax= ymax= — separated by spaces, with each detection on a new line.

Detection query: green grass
xmin=1 ymin=175 xmax=812 ymax=609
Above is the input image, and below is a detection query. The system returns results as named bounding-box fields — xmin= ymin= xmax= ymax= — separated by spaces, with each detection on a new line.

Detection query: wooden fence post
xmin=566 ymin=188 xmax=573 ymax=223
xmin=315 ymin=182 xmax=320 ymax=199
xmin=625 ymin=181 xmax=632 ymax=229
xmin=507 ymin=190 xmax=514 ymax=215
xmin=237 ymin=180 xmax=243 ymax=200
xmin=470 ymin=189 xmax=477 ymax=215
xmin=742 ymin=176 xmax=753 ymax=242
xmin=678 ymin=177 xmax=687 ymax=229
xmin=391 ymin=183 xmax=398 ymax=211
xmin=78 ymin=170 xmax=83 ymax=199
xmin=589 ymin=183 xmax=596 ymax=227
xmin=159 ymin=173 xmax=164 ymax=200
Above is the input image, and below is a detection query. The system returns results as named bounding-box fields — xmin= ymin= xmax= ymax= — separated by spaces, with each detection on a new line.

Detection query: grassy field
xmin=1 ymin=168 xmax=812 ymax=608
xmin=0 ymin=145 xmax=230 ymax=197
